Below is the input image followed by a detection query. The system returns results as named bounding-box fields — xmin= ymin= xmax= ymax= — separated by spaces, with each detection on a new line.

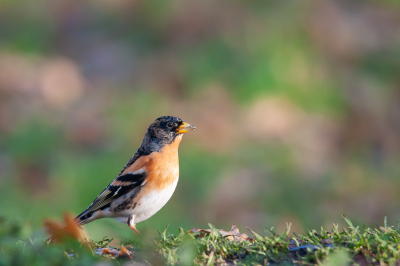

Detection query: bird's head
xmin=141 ymin=116 xmax=195 ymax=153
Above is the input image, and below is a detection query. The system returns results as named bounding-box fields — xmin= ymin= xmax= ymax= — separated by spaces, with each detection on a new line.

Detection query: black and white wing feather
xmin=76 ymin=170 xmax=147 ymax=223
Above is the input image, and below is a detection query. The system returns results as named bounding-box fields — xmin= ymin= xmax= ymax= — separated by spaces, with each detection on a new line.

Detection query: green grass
xmin=2 ymin=216 xmax=400 ymax=265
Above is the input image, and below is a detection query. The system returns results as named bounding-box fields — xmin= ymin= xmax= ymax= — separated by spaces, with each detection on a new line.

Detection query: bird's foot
xmin=129 ymin=224 xmax=140 ymax=235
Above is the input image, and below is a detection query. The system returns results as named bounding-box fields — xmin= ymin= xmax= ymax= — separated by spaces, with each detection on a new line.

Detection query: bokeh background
xmin=1 ymin=0 xmax=400 ymax=241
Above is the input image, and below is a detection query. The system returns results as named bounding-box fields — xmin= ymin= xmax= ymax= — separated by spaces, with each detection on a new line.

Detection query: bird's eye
xmin=167 ymin=122 xmax=174 ymax=128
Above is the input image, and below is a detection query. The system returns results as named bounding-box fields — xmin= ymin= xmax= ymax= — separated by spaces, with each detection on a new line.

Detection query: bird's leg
xmin=127 ymin=215 xmax=140 ymax=235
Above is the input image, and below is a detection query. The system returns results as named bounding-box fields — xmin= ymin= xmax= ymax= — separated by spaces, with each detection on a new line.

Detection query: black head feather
xmin=139 ymin=116 xmax=185 ymax=154
xmin=117 ymin=116 xmax=194 ymax=177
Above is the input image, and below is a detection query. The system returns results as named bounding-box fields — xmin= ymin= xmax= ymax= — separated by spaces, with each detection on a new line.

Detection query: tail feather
xmin=75 ymin=210 xmax=92 ymax=225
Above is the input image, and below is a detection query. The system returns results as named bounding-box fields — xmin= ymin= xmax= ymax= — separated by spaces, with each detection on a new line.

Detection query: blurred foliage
xmin=2 ymin=216 xmax=400 ymax=265
xmin=1 ymin=0 xmax=400 ymax=247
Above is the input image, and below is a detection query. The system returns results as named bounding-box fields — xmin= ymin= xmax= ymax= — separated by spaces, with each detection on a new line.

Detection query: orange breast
xmin=145 ymin=135 xmax=182 ymax=191
xmin=120 ymin=135 xmax=182 ymax=192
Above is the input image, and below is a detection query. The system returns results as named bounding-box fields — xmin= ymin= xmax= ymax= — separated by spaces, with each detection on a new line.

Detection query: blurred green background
xmin=1 ymin=0 xmax=400 ymax=242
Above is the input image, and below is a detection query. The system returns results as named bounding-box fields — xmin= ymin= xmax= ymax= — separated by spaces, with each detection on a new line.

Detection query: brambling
xmin=75 ymin=116 xmax=195 ymax=234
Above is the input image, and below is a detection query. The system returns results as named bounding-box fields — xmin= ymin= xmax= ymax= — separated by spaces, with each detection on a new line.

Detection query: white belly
xmin=115 ymin=178 xmax=179 ymax=224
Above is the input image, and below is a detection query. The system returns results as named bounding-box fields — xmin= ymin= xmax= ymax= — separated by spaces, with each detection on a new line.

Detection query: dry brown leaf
xmin=101 ymin=248 xmax=120 ymax=257
xmin=229 ymin=224 xmax=240 ymax=235
xmin=119 ymin=246 xmax=133 ymax=259
xmin=43 ymin=212 xmax=89 ymax=244
xmin=94 ymin=246 xmax=133 ymax=259
xmin=189 ymin=224 xmax=252 ymax=242
xmin=96 ymin=248 xmax=119 ymax=258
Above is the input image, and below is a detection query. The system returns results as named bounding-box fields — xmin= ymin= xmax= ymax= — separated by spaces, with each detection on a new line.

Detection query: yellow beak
xmin=176 ymin=122 xmax=196 ymax=134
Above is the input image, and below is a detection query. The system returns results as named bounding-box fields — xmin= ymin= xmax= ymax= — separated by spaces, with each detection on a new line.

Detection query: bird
xmin=74 ymin=116 xmax=195 ymax=234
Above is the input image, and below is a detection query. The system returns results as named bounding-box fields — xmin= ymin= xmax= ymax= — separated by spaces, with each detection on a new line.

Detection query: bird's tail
xmin=75 ymin=210 xmax=93 ymax=226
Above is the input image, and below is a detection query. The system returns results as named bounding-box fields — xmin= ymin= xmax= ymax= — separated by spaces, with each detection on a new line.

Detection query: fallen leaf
xmin=229 ymin=224 xmax=240 ymax=235
xmin=43 ymin=212 xmax=89 ymax=244
xmin=94 ymin=246 xmax=134 ymax=259
xmin=119 ymin=246 xmax=133 ymax=259
xmin=101 ymin=248 xmax=120 ymax=257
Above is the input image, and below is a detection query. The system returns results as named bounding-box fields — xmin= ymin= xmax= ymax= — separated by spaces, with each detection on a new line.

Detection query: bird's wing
xmin=83 ymin=170 xmax=147 ymax=213
xmin=76 ymin=154 xmax=152 ymax=223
